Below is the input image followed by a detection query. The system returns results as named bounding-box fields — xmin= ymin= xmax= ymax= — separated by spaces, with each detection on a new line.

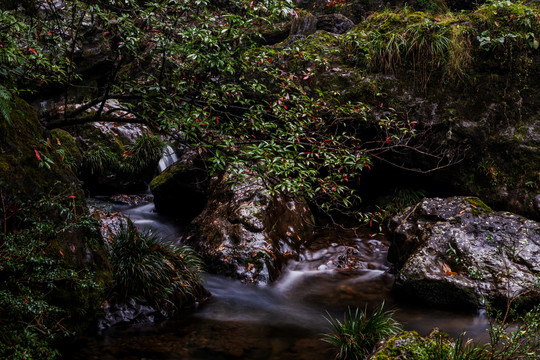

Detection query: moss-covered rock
xmin=368 ymin=329 xmax=458 ymax=360
xmin=0 ymin=98 xmax=112 ymax=351
xmin=150 ymin=151 xmax=208 ymax=222
xmin=50 ymin=128 xmax=83 ymax=170
xmin=67 ymin=121 xmax=158 ymax=193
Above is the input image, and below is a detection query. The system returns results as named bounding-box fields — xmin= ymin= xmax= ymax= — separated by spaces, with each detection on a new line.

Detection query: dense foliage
xmin=0 ymin=0 xmax=418 ymax=218
xmin=0 ymin=190 xmax=105 ymax=359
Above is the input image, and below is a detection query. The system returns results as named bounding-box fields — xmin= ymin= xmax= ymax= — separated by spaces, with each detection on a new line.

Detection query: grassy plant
xmin=121 ymin=134 xmax=164 ymax=174
xmin=485 ymin=303 xmax=540 ymax=360
xmin=323 ymin=302 xmax=402 ymax=360
xmin=418 ymin=332 xmax=488 ymax=360
xmin=109 ymin=224 xmax=204 ymax=310
xmin=348 ymin=10 xmax=474 ymax=88
xmin=81 ymin=146 xmax=119 ymax=175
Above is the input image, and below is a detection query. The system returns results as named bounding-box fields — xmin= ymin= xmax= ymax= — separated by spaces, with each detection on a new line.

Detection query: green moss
xmin=372 ymin=331 xmax=423 ymax=359
xmin=50 ymin=128 xmax=83 ymax=169
xmin=464 ymin=197 xmax=493 ymax=214
xmin=150 ymin=161 xmax=187 ymax=192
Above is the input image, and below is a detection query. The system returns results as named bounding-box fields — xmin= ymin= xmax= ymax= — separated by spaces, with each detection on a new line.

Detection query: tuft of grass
xmin=81 ymin=146 xmax=119 ymax=175
xmin=323 ymin=302 xmax=402 ymax=360
xmin=110 ymin=223 xmax=205 ymax=310
xmin=121 ymin=134 xmax=164 ymax=174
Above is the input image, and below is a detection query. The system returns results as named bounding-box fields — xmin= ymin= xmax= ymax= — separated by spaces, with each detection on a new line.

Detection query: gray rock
xmin=389 ymin=196 xmax=540 ymax=309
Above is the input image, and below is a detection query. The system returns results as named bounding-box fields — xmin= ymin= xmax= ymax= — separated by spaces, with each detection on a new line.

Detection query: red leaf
xmin=28 ymin=48 xmax=37 ymax=55
xmin=34 ymin=148 xmax=40 ymax=161
xmin=386 ymin=137 xmax=390 ymax=144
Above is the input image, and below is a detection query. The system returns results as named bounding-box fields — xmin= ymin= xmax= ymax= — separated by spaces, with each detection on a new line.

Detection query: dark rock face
xmin=188 ymin=170 xmax=313 ymax=284
xmin=150 ymin=152 xmax=208 ymax=223
xmin=389 ymin=197 xmax=540 ymax=309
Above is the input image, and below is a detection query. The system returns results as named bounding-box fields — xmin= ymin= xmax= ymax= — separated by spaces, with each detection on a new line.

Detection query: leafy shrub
xmin=323 ymin=303 xmax=402 ymax=360
xmin=485 ymin=303 xmax=540 ymax=360
xmin=109 ymin=224 xmax=204 ymax=310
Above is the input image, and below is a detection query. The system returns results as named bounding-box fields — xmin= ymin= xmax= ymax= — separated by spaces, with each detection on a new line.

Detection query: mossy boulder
xmin=150 ymin=151 xmax=208 ymax=222
xmin=50 ymin=128 xmax=83 ymax=169
xmin=0 ymin=98 xmax=112 ymax=342
xmin=389 ymin=196 xmax=540 ymax=310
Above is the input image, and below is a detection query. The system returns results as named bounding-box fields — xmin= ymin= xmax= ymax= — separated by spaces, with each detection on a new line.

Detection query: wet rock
xmin=389 ymin=197 xmax=540 ymax=309
xmin=97 ymin=299 xmax=167 ymax=331
xmin=92 ymin=207 xmax=132 ymax=248
xmin=534 ymin=194 xmax=540 ymax=213
xmin=188 ymin=169 xmax=313 ymax=284
xmin=150 ymin=151 xmax=208 ymax=223
xmin=106 ymin=193 xmax=153 ymax=207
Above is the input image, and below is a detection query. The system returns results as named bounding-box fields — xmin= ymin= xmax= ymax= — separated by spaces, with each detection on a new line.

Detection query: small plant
xmin=323 ymin=302 xmax=402 ymax=360
xmin=418 ymin=332 xmax=488 ymax=360
xmin=109 ymin=224 xmax=205 ymax=310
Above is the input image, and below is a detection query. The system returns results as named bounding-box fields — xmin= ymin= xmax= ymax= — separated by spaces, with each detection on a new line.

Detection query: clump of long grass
xmin=121 ymin=134 xmax=164 ymax=174
xmin=81 ymin=146 xmax=119 ymax=175
xmin=322 ymin=302 xmax=402 ymax=360
xmin=109 ymin=223 xmax=205 ymax=310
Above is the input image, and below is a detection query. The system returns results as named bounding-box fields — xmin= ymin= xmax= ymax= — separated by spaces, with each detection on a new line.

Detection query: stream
xmin=64 ymin=196 xmax=490 ymax=360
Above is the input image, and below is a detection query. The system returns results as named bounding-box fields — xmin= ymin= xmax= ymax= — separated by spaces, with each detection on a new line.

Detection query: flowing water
xmin=66 ymin=197 xmax=490 ymax=360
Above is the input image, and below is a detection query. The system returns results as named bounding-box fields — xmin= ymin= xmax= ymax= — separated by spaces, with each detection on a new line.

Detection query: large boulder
xmin=188 ymin=170 xmax=314 ymax=284
xmin=388 ymin=197 xmax=540 ymax=309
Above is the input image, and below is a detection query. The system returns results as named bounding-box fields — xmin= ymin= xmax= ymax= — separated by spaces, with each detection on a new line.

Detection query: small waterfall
xmin=157 ymin=145 xmax=178 ymax=173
